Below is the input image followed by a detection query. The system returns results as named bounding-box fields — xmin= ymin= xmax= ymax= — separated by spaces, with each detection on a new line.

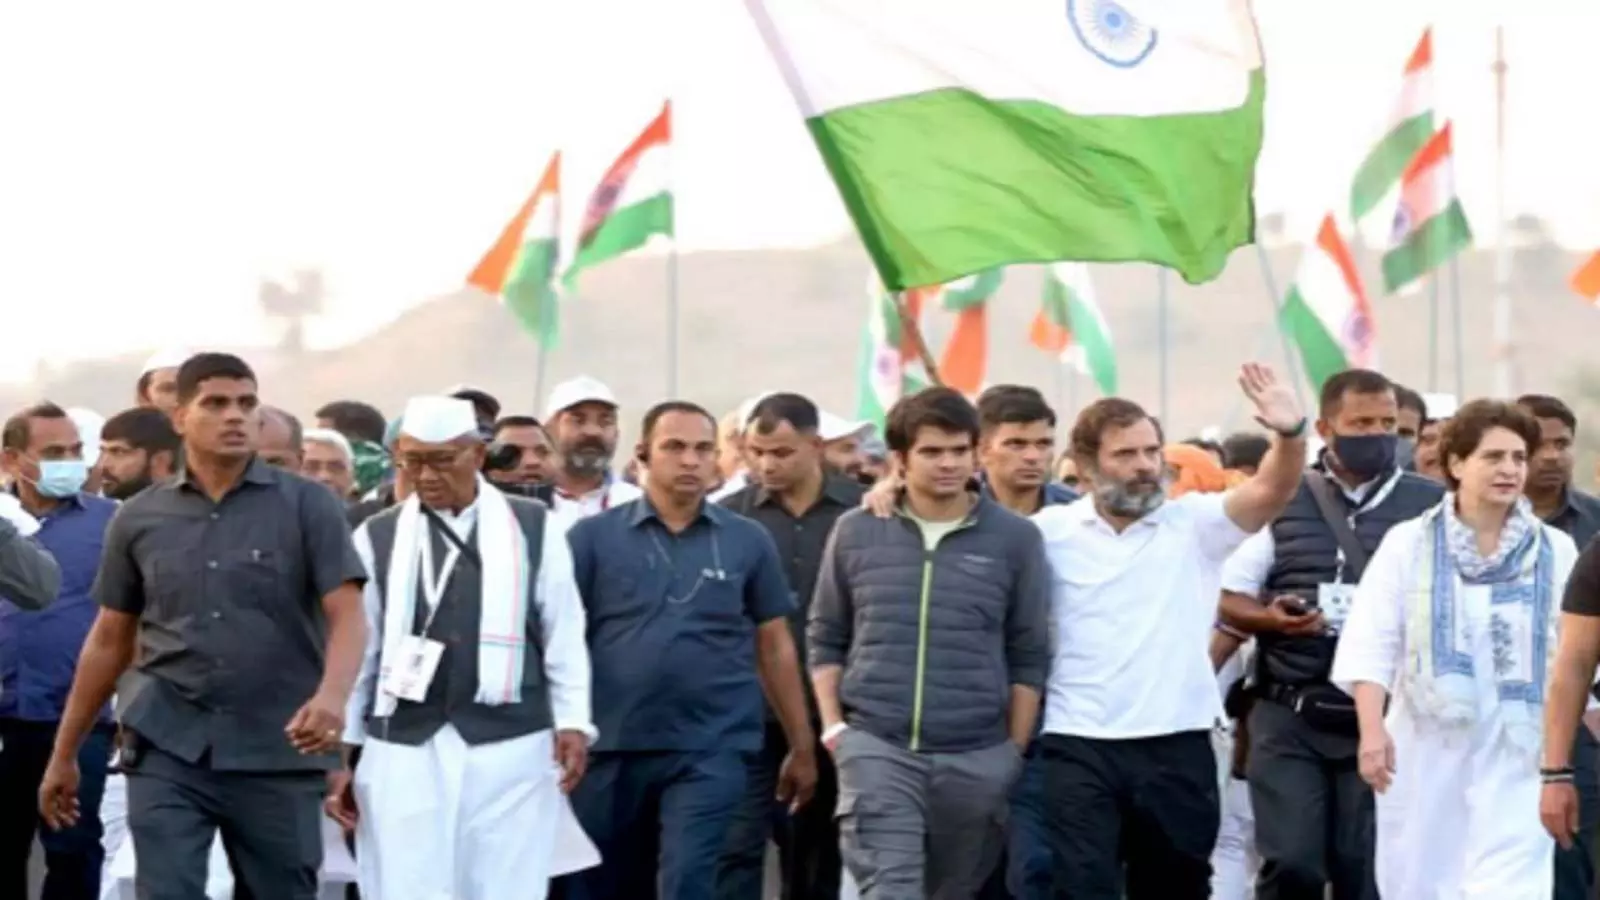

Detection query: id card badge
xmin=379 ymin=636 xmax=445 ymax=702
xmin=1318 ymin=582 xmax=1357 ymax=631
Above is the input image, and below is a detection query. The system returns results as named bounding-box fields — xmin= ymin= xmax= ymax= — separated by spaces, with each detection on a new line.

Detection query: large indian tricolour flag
xmin=745 ymin=0 xmax=1265 ymax=290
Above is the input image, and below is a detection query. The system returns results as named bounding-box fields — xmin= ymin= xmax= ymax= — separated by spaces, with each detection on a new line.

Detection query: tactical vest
xmin=361 ymin=495 xmax=552 ymax=746
xmin=1256 ymin=470 xmax=1442 ymax=687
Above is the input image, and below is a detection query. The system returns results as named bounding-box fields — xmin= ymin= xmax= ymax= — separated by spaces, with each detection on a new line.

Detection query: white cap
xmin=1421 ymin=393 xmax=1459 ymax=421
xmin=66 ymin=407 xmax=106 ymax=466
xmin=302 ymin=427 xmax=354 ymax=462
xmin=397 ymin=396 xmax=479 ymax=443
xmin=140 ymin=348 xmax=191 ymax=375
xmin=819 ymin=411 xmax=873 ymax=443
xmin=544 ymin=376 xmax=618 ymax=421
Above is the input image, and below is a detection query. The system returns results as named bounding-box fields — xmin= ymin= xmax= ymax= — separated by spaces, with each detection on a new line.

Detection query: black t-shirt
xmin=1561 ymin=536 xmax=1600 ymax=616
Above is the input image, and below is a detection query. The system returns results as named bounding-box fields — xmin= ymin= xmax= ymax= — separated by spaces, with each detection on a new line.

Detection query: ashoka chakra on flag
xmin=1067 ymin=0 xmax=1159 ymax=68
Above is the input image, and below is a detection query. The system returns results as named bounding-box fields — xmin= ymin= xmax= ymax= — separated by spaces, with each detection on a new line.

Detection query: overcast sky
xmin=1 ymin=0 xmax=1595 ymax=382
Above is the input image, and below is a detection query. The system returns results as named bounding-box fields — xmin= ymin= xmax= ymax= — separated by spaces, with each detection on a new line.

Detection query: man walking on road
xmin=810 ymin=387 xmax=1052 ymax=899
xmin=38 ymin=353 xmax=369 ymax=900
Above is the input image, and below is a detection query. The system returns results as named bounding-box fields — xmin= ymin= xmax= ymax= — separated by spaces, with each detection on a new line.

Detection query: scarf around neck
xmin=1404 ymin=495 xmax=1553 ymax=756
xmin=374 ymin=476 xmax=531 ymax=718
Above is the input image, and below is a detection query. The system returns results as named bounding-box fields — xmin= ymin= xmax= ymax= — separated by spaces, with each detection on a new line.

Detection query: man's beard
xmin=561 ymin=438 xmax=614 ymax=476
xmin=1094 ymin=472 xmax=1168 ymax=519
xmin=104 ymin=467 xmax=155 ymax=501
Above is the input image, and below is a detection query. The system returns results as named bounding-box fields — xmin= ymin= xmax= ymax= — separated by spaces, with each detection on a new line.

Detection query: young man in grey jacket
xmin=809 ymin=387 xmax=1052 ymax=900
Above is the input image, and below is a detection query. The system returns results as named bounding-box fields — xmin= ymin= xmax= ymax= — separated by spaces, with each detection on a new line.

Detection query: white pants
xmin=100 ymin=772 xmax=357 ymax=900
xmin=1210 ymin=777 xmax=1258 ymax=900
xmin=354 ymin=726 xmax=598 ymax=900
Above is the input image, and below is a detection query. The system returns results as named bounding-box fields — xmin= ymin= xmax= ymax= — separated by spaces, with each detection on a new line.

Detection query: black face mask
xmin=1332 ymin=433 xmax=1398 ymax=480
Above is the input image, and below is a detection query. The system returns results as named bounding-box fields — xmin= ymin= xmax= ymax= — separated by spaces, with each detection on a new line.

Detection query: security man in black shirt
xmin=715 ymin=392 xmax=863 ymax=900
xmin=40 ymin=353 xmax=369 ymax=900
xmin=1218 ymin=369 xmax=1442 ymax=900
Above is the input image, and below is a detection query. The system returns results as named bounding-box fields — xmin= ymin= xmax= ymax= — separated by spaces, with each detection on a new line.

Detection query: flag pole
xmin=1254 ymin=243 xmax=1308 ymax=408
xmin=895 ymin=292 xmax=943 ymax=387
xmin=1157 ymin=268 xmax=1170 ymax=423
xmin=534 ymin=340 xmax=551 ymax=414
xmin=1428 ymin=274 xmax=1440 ymax=391
xmin=667 ymin=244 xmax=680 ymax=396
xmin=1490 ymin=25 xmax=1513 ymax=396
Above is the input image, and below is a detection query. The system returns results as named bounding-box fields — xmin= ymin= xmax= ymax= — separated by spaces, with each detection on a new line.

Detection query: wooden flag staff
xmin=894 ymin=291 xmax=943 ymax=387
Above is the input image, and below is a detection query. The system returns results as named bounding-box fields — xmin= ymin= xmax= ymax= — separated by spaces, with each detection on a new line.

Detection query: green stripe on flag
xmin=502 ymin=238 xmax=560 ymax=349
xmin=1381 ymin=201 xmax=1472 ymax=293
xmin=807 ymin=74 xmax=1265 ymax=291
xmin=565 ymin=192 xmax=675 ymax=286
xmin=1349 ymin=113 xmax=1434 ymax=221
xmin=1277 ymin=286 xmax=1349 ymax=390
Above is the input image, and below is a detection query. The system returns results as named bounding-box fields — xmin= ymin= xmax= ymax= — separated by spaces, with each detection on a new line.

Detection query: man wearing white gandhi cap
xmin=135 ymin=349 xmax=190 ymax=417
xmin=329 ymin=395 xmax=598 ymax=898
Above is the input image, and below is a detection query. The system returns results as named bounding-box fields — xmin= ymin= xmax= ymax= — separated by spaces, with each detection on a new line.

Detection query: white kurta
xmin=345 ymin=499 xmax=601 ymax=900
xmin=1331 ymin=518 xmax=1577 ymax=900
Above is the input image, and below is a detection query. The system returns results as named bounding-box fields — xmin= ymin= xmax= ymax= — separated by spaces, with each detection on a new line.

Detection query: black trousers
xmin=1246 ymin=700 xmax=1377 ymax=900
xmin=1040 ymin=730 xmax=1217 ymax=900
xmin=715 ymin=719 xmax=841 ymax=900
xmin=124 ymin=740 xmax=327 ymax=900
xmin=0 ymin=719 xmax=114 ymax=900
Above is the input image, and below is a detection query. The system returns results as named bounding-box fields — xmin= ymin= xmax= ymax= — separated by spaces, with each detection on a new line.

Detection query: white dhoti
xmin=102 ymin=773 xmax=358 ymax=900
xmin=354 ymin=725 xmax=599 ymax=900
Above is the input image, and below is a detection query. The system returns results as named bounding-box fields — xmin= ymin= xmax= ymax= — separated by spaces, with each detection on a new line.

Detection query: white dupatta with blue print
xmin=1403 ymin=496 xmax=1555 ymax=757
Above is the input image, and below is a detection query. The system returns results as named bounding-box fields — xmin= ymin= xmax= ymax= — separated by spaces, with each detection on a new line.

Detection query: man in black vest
xmin=1217 ymin=369 xmax=1442 ymax=900
xmin=329 ymin=395 xmax=597 ymax=900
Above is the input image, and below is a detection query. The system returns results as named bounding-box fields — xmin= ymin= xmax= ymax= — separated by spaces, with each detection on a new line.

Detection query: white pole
xmin=1491 ymin=25 xmax=1513 ymax=397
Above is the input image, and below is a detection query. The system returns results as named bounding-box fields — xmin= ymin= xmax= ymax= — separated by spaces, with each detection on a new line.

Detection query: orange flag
xmin=1572 ymin=251 xmax=1600 ymax=304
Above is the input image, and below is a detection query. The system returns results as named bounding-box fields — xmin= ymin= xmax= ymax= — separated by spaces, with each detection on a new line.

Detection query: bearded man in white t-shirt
xmin=1031 ymin=363 xmax=1306 ymax=900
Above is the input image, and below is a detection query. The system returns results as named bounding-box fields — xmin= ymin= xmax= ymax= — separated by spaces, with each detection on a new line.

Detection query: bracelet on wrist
xmin=1540 ymin=766 xmax=1575 ymax=776
xmin=1273 ymin=418 xmax=1309 ymax=440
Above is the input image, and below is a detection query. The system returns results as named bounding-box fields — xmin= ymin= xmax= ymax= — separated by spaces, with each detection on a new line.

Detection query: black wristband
xmin=1272 ymin=418 xmax=1309 ymax=440
xmin=1541 ymin=766 xmax=1575 ymax=776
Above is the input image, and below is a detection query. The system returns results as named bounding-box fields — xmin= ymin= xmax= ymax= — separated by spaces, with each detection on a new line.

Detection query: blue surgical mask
xmin=36 ymin=459 xmax=88 ymax=498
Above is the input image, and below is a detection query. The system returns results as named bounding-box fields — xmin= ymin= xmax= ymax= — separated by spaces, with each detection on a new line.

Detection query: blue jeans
xmin=1553 ymin=729 xmax=1599 ymax=900
xmin=715 ymin=721 xmax=840 ymax=900
xmin=977 ymin=740 xmax=1055 ymax=900
xmin=556 ymin=749 xmax=750 ymax=900
xmin=0 ymin=719 xmax=113 ymax=900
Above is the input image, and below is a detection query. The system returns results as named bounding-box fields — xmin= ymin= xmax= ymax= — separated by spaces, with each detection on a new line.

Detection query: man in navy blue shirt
xmin=556 ymin=401 xmax=816 ymax=900
xmin=0 ymin=402 xmax=118 ymax=900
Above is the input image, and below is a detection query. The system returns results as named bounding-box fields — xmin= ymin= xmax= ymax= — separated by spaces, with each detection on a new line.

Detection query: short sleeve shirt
xmin=567 ymin=498 xmax=793 ymax=753
xmin=94 ymin=458 xmax=367 ymax=771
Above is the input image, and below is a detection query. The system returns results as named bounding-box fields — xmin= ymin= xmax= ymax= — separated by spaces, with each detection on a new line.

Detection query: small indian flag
xmin=1382 ymin=122 xmax=1473 ymax=293
xmin=467 ymin=152 xmax=562 ymax=349
xmin=745 ymin=0 xmax=1265 ymax=290
xmin=1571 ymin=251 xmax=1600 ymax=305
xmin=938 ymin=269 xmax=1005 ymax=397
xmin=1031 ymin=263 xmax=1117 ymax=395
xmin=1279 ymin=215 xmax=1377 ymax=389
xmin=565 ymin=102 xmax=674 ymax=287
xmin=857 ymin=276 xmax=935 ymax=428
xmin=1350 ymin=29 xmax=1434 ymax=222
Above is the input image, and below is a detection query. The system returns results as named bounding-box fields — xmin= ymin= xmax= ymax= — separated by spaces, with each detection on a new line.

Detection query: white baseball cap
xmin=819 ymin=411 xmax=873 ymax=443
xmin=544 ymin=376 xmax=618 ymax=421
xmin=66 ymin=407 xmax=106 ymax=466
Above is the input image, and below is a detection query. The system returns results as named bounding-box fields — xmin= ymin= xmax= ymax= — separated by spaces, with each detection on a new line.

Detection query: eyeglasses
xmin=394 ymin=448 xmax=472 ymax=473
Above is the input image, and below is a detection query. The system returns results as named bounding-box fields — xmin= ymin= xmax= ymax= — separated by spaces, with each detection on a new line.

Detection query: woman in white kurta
xmin=1331 ymin=402 xmax=1577 ymax=900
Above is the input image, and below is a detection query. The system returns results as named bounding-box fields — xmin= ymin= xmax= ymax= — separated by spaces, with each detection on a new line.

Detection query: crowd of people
xmin=2 ymin=348 xmax=1600 ymax=900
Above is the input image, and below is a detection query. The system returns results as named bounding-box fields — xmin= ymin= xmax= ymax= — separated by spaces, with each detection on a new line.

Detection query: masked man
xmin=332 ymin=396 xmax=598 ymax=900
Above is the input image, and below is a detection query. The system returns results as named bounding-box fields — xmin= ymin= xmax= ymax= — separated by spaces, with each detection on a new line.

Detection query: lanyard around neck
xmin=415 ymin=518 xmax=465 ymax=633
